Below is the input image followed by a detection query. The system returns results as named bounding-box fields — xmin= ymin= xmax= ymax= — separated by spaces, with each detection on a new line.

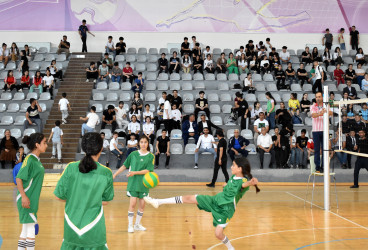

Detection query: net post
xmin=323 ymin=85 xmax=330 ymax=211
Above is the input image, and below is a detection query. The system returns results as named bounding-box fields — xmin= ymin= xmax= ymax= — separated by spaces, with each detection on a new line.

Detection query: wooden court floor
xmin=1 ymin=185 xmax=368 ymax=249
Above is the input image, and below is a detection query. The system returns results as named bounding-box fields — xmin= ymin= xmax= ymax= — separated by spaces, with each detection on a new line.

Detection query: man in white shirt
xmin=0 ymin=43 xmax=10 ymax=67
xmin=100 ymin=132 xmax=111 ymax=167
xmin=194 ymin=127 xmax=217 ymax=169
xmin=105 ymin=35 xmax=116 ymax=58
xmin=163 ymin=94 xmax=173 ymax=133
xmin=202 ymin=46 xmax=212 ymax=59
xmin=253 ymin=112 xmax=269 ymax=142
xmin=279 ymin=46 xmax=290 ymax=64
xmin=115 ymin=101 xmax=129 ymax=130
xmin=143 ymin=104 xmax=154 ymax=121
xmin=158 ymin=91 xmax=167 ymax=105
xmin=80 ymin=106 xmax=100 ymax=136
xmin=235 ymin=46 xmax=245 ymax=59
xmin=257 ymin=127 xmax=275 ymax=169
xmin=170 ymin=103 xmax=182 ymax=129
xmin=110 ymin=132 xmax=126 ymax=169
xmin=312 ymin=60 xmax=324 ymax=94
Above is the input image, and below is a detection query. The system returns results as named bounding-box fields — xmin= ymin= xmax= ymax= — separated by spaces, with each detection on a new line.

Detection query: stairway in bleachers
xmin=40 ymin=53 xmax=101 ymax=169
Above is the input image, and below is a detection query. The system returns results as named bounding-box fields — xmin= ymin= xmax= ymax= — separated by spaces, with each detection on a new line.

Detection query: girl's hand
xmin=22 ymin=195 xmax=30 ymax=209
xmin=126 ymin=172 xmax=135 ymax=177
xmin=113 ymin=173 xmax=118 ymax=179
xmin=250 ymin=177 xmax=259 ymax=186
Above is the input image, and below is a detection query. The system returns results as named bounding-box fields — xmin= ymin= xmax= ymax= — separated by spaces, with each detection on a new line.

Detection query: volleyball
xmin=143 ymin=172 xmax=160 ymax=188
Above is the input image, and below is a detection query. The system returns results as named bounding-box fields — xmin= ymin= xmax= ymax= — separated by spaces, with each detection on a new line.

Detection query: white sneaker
xmin=85 ymin=79 xmax=89 ymax=82
xmin=143 ymin=196 xmax=159 ymax=209
xmin=50 ymin=155 xmax=56 ymax=159
xmin=194 ymin=165 xmax=198 ymax=169
xmin=18 ymin=89 xmax=23 ymax=92
xmin=128 ymin=225 xmax=134 ymax=233
xmin=134 ymin=224 xmax=146 ymax=231
xmin=93 ymin=79 xmax=97 ymax=83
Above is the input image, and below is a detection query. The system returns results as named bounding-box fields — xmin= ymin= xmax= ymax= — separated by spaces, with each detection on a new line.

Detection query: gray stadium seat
xmin=120 ymin=93 xmax=131 ymax=102
xmin=20 ymin=103 xmax=30 ymax=112
xmin=170 ymin=129 xmax=182 ymax=139
xmin=228 ymin=74 xmax=239 ymax=81
xmin=205 ymin=74 xmax=215 ymax=81
xmin=39 ymin=92 xmax=51 ymax=100
xmin=33 ymin=54 xmax=44 ymax=62
xmin=0 ymin=92 xmax=12 ymax=101
xmin=208 ymin=93 xmax=219 ymax=102
xmin=222 ymin=105 xmax=232 ymax=114
xmin=227 ymin=129 xmax=235 ymax=139
xmin=241 ymin=129 xmax=253 ymax=139
xmin=39 ymin=103 xmax=46 ymax=112
xmin=92 ymin=103 xmax=103 ymax=113
xmin=282 ymin=93 xmax=291 ymax=102
xmin=0 ymin=116 xmax=13 ymax=125
xmin=210 ymin=104 xmax=221 ymax=113
xmin=328 ymin=84 xmax=337 ymax=92
xmin=147 ymin=63 xmax=157 ymax=72
xmin=185 ymin=144 xmax=196 ymax=154
xmin=97 ymin=82 xmax=108 ymax=90
xmin=263 ymin=74 xmax=274 ymax=82
xmin=194 ymin=81 xmax=205 ymax=89
xmin=145 ymin=82 xmax=156 ymax=91
xmin=24 ymin=128 xmax=36 ymax=136
xmin=13 ymin=71 xmax=22 ymax=79
xmin=146 ymin=72 xmax=157 ymax=81
xmin=358 ymin=93 xmax=366 ymax=99
xmin=10 ymin=128 xmax=21 ymax=139
xmin=258 ymin=94 xmax=268 ymax=102
xmin=303 ymin=84 xmax=312 ymax=91
xmin=211 ymin=116 xmax=223 ymax=125
xmin=14 ymin=116 xmax=26 ymax=125
xmin=115 ymin=55 xmax=125 ymax=62
xmin=138 ymin=48 xmax=147 ymax=55
xmin=170 ymin=73 xmax=180 ymax=81
xmin=305 ymin=117 xmax=313 ymax=126
xmin=183 ymin=104 xmax=194 ymax=113
xmin=220 ymin=93 xmax=231 ymax=102
xmin=159 ymin=48 xmax=169 ymax=55
xmin=246 ymin=94 xmax=257 ymax=102
xmin=291 ymin=84 xmax=302 ymax=91
xmin=107 ymin=93 xmax=118 ymax=101
xmin=13 ymin=93 xmax=25 ymax=100
xmin=7 ymin=103 xmax=19 ymax=112
xmin=273 ymin=94 xmax=282 ymax=102
xmin=193 ymin=73 xmax=204 ymax=81
xmin=335 ymin=94 xmax=342 ymax=100
xmin=169 ymin=82 xmax=181 ymax=90
xmin=217 ymin=73 xmax=227 ymax=81
xmin=170 ymin=48 xmax=180 ymax=54
xmin=44 ymin=54 xmax=55 ymax=62
xmin=247 ymin=144 xmax=257 ymax=154
xmin=327 ymin=65 xmax=336 ymax=72
xmin=170 ymin=144 xmax=183 ymax=155
xmin=126 ymin=55 xmax=136 ymax=62
xmin=29 ymin=62 xmax=40 ymax=70
xmin=0 ymin=129 xmax=5 ymax=139
xmin=5 ymin=62 xmax=16 ymax=70
xmin=56 ymin=54 xmax=66 ymax=61
xmin=252 ymin=74 xmax=262 ymax=82
xmin=213 ymin=48 xmax=221 ymax=55
xmin=149 ymin=48 xmax=158 ymax=55
xmin=37 ymin=47 xmax=48 ymax=53
xmin=182 ymin=82 xmax=193 ymax=90
xmin=183 ymin=93 xmax=194 ymax=102
xmin=218 ymin=82 xmax=229 ymax=91
xmin=291 ymin=56 xmax=300 ymax=64
xmin=0 ymin=103 xmax=6 ymax=112
xmin=145 ymin=93 xmax=156 ymax=102
xmin=182 ymin=73 xmax=192 ymax=81
xmin=93 ymin=93 xmax=104 ymax=101
xmin=343 ymin=57 xmax=353 ymax=64
xmin=109 ymin=82 xmax=120 ymax=90
xmin=127 ymin=48 xmax=137 ymax=54
xmin=0 ymin=71 xmax=7 ymax=80
xmin=157 ymin=82 xmax=168 ymax=90
xmin=158 ymin=73 xmax=169 ymax=81
xmin=49 ymin=47 xmax=58 ymax=53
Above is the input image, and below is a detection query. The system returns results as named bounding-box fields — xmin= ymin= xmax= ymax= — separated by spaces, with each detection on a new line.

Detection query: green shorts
xmin=196 ymin=195 xmax=234 ymax=228
xmin=126 ymin=191 xmax=148 ymax=199
xmin=61 ymin=242 xmax=108 ymax=250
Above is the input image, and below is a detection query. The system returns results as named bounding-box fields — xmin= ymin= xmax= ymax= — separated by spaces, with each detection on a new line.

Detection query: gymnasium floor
xmin=0 ymin=185 xmax=368 ymax=249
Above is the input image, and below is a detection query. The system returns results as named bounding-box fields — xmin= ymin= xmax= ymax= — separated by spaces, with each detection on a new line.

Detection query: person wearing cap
xmin=279 ymin=46 xmax=290 ymax=64
xmin=228 ymin=129 xmax=249 ymax=161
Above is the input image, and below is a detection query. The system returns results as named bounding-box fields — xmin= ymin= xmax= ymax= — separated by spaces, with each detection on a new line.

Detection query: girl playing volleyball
xmin=144 ymin=157 xmax=259 ymax=250
xmin=113 ymin=135 xmax=155 ymax=233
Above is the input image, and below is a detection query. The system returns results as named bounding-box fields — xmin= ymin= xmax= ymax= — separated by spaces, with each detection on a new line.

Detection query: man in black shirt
xmin=351 ymin=129 xmax=368 ymax=188
xmin=172 ymin=90 xmax=183 ymax=111
xmin=346 ymin=130 xmax=357 ymax=169
xmin=193 ymin=54 xmax=204 ymax=74
xmin=350 ymin=25 xmax=360 ymax=51
xmin=276 ymin=102 xmax=292 ymax=128
xmin=339 ymin=114 xmax=351 ymax=135
xmin=345 ymin=65 xmax=356 ymax=83
xmin=78 ymin=19 xmax=95 ymax=52
xmin=116 ymin=37 xmax=126 ymax=55
xmin=351 ymin=114 xmax=365 ymax=133
xmin=195 ymin=91 xmax=210 ymax=119
xmin=155 ymin=129 xmax=171 ymax=169
xmin=158 ymin=53 xmax=168 ymax=74
xmin=275 ymin=64 xmax=287 ymax=90
xmin=296 ymin=129 xmax=309 ymax=169
xmin=245 ymin=40 xmax=255 ymax=52
xmin=197 ymin=114 xmax=222 ymax=135
xmin=180 ymin=37 xmax=191 ymax=57
xmin=297 ymin=63 xmax=308 ymax=86
xmin=101 ymin=105 xmax=117 ymax=132
xmin=343 ymin=79 xmax=357 ymax=99
xmin=24 ymin=98 xmax=43 ymax=132
xmin=206 ymin=129 xmax=229 ymax=187
xmin=57 ymin=35 xmax=70 ymax=58
xmin=192 ymin=42 xmax=202 ymax=58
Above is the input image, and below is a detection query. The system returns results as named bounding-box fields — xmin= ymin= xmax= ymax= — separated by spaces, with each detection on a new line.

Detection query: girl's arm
xmin=16 ymin=178 xmax=30 ymax=208
xmin=241 ymin=177 xmax=258 ymax=188
xmin=127 ymin=169 xmax=149 ymax=177
xmin=113 ymin=165 xmax=127 ymax=179
xmin=47 ymin=131 xmax=53 ymax=143
xmin=56 ymin=197 xmax=66 ymax=202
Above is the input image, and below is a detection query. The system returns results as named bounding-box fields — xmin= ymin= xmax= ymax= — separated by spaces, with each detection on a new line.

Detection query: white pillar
xmin=323 ymin=86 xmax=330 ymax=211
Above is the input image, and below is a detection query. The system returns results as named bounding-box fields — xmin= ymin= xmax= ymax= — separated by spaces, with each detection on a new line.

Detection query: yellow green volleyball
xmin=143 ymin=172 xmax=160 ymax=188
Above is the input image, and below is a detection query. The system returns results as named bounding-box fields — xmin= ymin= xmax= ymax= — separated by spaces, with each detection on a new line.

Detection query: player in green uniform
xmin=113 ymin=135 xmax=155 ymax=233
xmin=54 ymin=132 xmax=114 ymax=250
xmin=16 ymin=133 xmax=48 ymax=250
xmin=145 ymin=157 xmax=259 ymax=250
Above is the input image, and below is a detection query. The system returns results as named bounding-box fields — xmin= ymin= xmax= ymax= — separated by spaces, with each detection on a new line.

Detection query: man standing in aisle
xmin=350 ymin=26 xmax=360 ymax=51
xmin=350 ymin=129 xmax=368 ymax=188
xmin=78 ymin=19 xmax=95 ymax=52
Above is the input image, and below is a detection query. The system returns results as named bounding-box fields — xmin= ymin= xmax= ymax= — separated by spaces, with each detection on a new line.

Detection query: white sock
xmin=222 ymin=236 xmax=234 ymax=250
xmin=128 ymin=212 xmax=134 ymax=226
xmin=157 ymin=196 xmax=183 ymax=205
xmin=26 ymin=239 xmax=35 ymax=250
xmin=135 ymin=210 xmax=143 ymax=225
xmin=17 ymin=240 xmax=26 ymax=250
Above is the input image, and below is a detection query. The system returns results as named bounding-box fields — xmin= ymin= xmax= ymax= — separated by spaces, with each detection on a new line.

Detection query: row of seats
xmin=0 ymin=102 xmax=48 ymax=113
xmin=0 ymin=92 xmax=51 ymax=101
xmin=0 ymin=128 xmax=36 ymax=139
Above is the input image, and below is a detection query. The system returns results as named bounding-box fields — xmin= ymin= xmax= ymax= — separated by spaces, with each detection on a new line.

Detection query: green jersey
xmin=16 ymin=154 xmax=45 ymax=224
xmin=54 ymin=161 xmax=114 ymax=249
xmin=123 ymin=150 xmax=155 ymax=193
xmin=214 ymin=175 xmax=249 ymax=209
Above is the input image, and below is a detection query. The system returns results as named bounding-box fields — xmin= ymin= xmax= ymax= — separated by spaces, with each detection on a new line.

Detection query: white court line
xmin=286 ymin=191 xmax=368 ymax=231
xmin=207 ymin=227 xmax=361 ymax=250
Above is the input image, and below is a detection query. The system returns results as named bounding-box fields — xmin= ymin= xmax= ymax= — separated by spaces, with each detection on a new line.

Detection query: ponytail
xmin=79 ymin=132 xmax=103 ymax=174
xmin=234 ymin=157 xmax=260 ymax=193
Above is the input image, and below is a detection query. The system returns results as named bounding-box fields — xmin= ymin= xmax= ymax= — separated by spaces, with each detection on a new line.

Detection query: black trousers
xmin=298 ymin=76 xmax=308 ymax=86
xmin=354 ymin=157 xmax=368 ymax=186
xmin=347 ymin=154 xmax=352 ymax=168
xmin=275 ymin=146 xmax=290 ymax=167
xmin=159 ymin=67 xmax=168 ymax=74
xmin=169 ymin=64 xmax=180 ymax=74
xmin=101 ymin=121 xmax=117 ymax=132
xmin=122 ymin=75 xmax=134 ymax=84
xmin=258 ymin=147 xmax=275 ymax=168
xmin=351 ymin=41 xmax=359 ymax=51
xmin=193 ymin=66 xmax=203 ymax=74
xmin=195 ymin=108 xmax=210 ymax=119
xmin=325 ymin=42 xmax=332 ymax=50
xmin=205 ymin=67 xmax=214 ymax=73
xmin=155 ymin=150 xmax=170 ymax=166
xmin=87 ymin=71 xmax=98 ymax=80
xmin=312 ymin=79 xmax=322 ymax=94
xmin=276 ymin=78 xmax=286 ymax=90
xmin=0 ymin=160 xmax=15 ymax=169
xmin=147 ymin=134 xmax=155 ymax=145
xmin=3 ymin=84 xmax=19 ymax=91
xmin=81 ymin=36 xmax=87 ymax=52
xmin=43 ymin=85 xmax=54 ymax=98
xmin=216 ymin=66 xmax=226 ymax=74
xmin=53 ymin=71 xmax=63 ymax=80
xmin=210 ymin=158 xmax=229 ymax=184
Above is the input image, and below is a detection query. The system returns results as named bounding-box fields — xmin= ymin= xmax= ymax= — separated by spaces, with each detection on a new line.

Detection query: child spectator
xmin=80 ymin=106 xmax=100 ymax=136
xmin=24 ymin=44 xmax=32 ymax=61
xmin=334 ymin=63 xmax=345 ymax=86
xmin=131 ymin=72 xmax=144 ymax=93
xmin=338 ymin=28 xmax=346 ymax=50
xmin=110 ymin=132 xmax=126 ymax=169
xmin=126 ymin=133 xmax=138 ymax=157
xmin=15 ymin=146 xmax=26 ymax=165
xmin=226 ymin=52 xmax=238 ymax=74
xmin=158 ymin=53 xmax=168 ymax=74
xmin=115 ymin=101 xmax=129 ymax=130
xmin=48 ymin=120 xmax=63 ymax=163
xmin=216 ymin=53 xmax=227 ymax=74
xmin=169 ymin=52 xmax=181 ymax=74
xmin=122 ymin=62 xmax=134 ymax=83
xmin=86 ymin=62 xmax=98 ymax=83
xmin=296 ymin=129 xmax=309 ymax=169
xmin=116 ymin=37 xmax=126 ymax=55
xmin=20 ymin=70 xmax=30 ymax=90
xmin=182 ymin=53 xmax=192 ymax=73
xmin=288 ymin=93 xmax=300 ymax=117
xmin=193 ymin=54 xmax=203 ymax=74
xmin=350 ymin=26 xmax=359 ymax=51
xmin=307 ymin=137 xmax=314 ymax=160
xmin=3 ymin=70 xmax=17 ymax=92
xmin=154 ymin=103 xmax=164 ymax=130
xmin=204 ymin=54 xmax=214 ymax=73
xmin=100 ymin=132 xmax=110 ymax=167
xmin=105 ymin=36 xmax=116 ymax=58
xmin=30 ymin=70 xmax=43 ymax=93
xmin=98 ymin=60 xmax=109 ymax=82
xmin=59 ymin=93 xmax=71 ymax=124
xmin=111 ymin=62 xmax=122 ymax=83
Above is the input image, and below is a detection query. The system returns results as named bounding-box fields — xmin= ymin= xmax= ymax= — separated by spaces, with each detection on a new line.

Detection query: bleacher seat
xmin=39 ymin=103 xmax=46 ymax=112
xmin=266 ymin=84 xmax=277 ymax=92
xmin=20 ymin=103 xmax=30 ymax=112
xmin=7 ymin=103 xmax=19 ymax=112
xmin=115 ymin=55 xmax=125 ymax=62
xmin=0 ymin=92 xmax=12 ymax=101
xmin=120 ymin=93 xmax=131 ymax=102
xmin=159 ymin=48 xmax=169 ymax=55
xmin=147 ymin=63 xmax=157 ymax=72
xmin=229 ymin=74 xmax=239 ymax=81
xmin=328 ymin=84 xmax=337 ymax=91
xmin=5 ymin=62 xmax=16 ymax=70
xmin=96 ymin=82 xmax=108 ymax=90
xmin=220 ymin=93 xmax=231 ymax=102
xmin=263 ymin=74 xmax=274 ymax=82
xmin=291 ymin=84 xmax=302 ymax=91
xmin=107 ymin=93 xmax=118 ymax=101
xmin=305 ymin=117 xmax=312 ymax=126
xmin=170 ymin=144 xmax=183 ymax=155
xmin=0 ymin=71 xmax=7 ymax=80
xmin=217 ymin=74 xmax=227 ymax=81
xmin=29 ymin=62 xmax=40 ymax=70
xmin=210 ymin=104 xmax=221 ymax=113
xmin=135 ymin=63 xmax=146 ymax=71
xmin=145 ymin=93 xmax=156 ymax=102
xmin=24 ymin=128 xmax=36 ymax=136
xmin=138 ymin=48 xmax=147 ymax=55
xmin=149 ymin=48 xmax=158 ymax=55
xmin=183 ymin=104 xmax=194 ymax=113
xmin=193 ymin=73 xmax=204 ymax=81
xmin=183 ymin=93 xmax=194 ymax=102
xmin=170 ymin=129 xmax=182 ymax=139
xmin=145 ymin=82 xmax=156 ymax=91
xmin=33 ymin=54 xmax=44 ymax=62
xmin=157 ymin=82 xmax=168 ymax=90
xmin=10 ymin=128 xmax=21 ymax=139
xmin=222 ymin=105 xmax=232 ymax=113
xmin=185 ymin=144 xmax=197 ymax=154
xmin=126 ymin=55 xmax=136 ymax=62
xmin=247 ymin=144 xmax=257 ymax=154
xmin=109 ymin=82 xmax=120 ymax=90
xmin=39 ymin=92 xmax=50 ymax=101
xmin=241 ymin=129 xmax=253 ymax=139
xmin=358 ymin=93 xmax=366 ymax=99
xmin=182 ymin=82 xmax=193 ymax=90
xmin=0 ymin=116 xmax=13 ymax=125
xmin=205 ymin=74 xmax=215 ymax=80
xmin=182 ymin=73 xmax=192 ymax=81
xmin=92 ymin=104 xmax=103 ymax=113
xmin=227 ymin=129 xmax=235 ymax=139
xmin=93 ymin=93 xmax=104 ymax=101
xmin=169 ymin=82 xmax=181 ymax=90
xmin=44 ymin=54 xmax=55 ymax=61
xmin=14 ymin=116 xmax=26 ymax=125
xmin=194 ymin=82 xmax=205 ymax=89
xmin=146 ymin=72 xmax=157 ymax=80
xmin=0 ymin=103 xmax=6 ymax=112
xmin=303 ymin=84 xmax=312 ymax=91
xmin=208 ymin=93 xmax=219 ymax=102
xmin=218 ymin=82 xmax=229 ymax=91
xmin=158 ymin=73 xmax=168 ymax=81
xmin=127 ymin=48 xmax=137 ymax=54
xmin=252 ymin=74 xmax=262 ymax=82
xmin=56 ymin=54 xmax=66 ymax=61
xmin=246 ymin=94 xmax=257 ymax=102
xmin=13 ymin=93 xmax=25 ymax=101
xmin=343 ymin=57 xmax=353 ymax=64
xmin=100 ymin=129 xmax=112 ymax=140
xmin=0 ymin=129 xmax=5 ymax=139
xmin=211 ymin=116 xmax=223 ymax=125
xmin=335 ymin=94 xmax=343 ymax=100
xmin=170 ymin=73 xmax=180 ymax=81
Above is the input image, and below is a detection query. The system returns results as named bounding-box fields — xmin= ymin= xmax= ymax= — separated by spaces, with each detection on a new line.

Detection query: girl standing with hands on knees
xmin=113 ymin=135 xmax=155 ymax=233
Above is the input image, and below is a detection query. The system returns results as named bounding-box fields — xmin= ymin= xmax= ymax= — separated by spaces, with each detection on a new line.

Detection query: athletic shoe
xmin=165 ymin=165 xmax=170 ymax=169
xmin=85 ymin=79 xmax=89 ymax=82
xmin=128 ymin=225 xmax=134 ymax=233
xmin=154 ymin=165 xmax=159 ymax=169
xmin=290 ymin=164 xmax=294 ymax=169
xmin=342 ymin=164 xmax=347 ymax=169
xmin=93 ymin=79 xmax=97 ymax=83
xmin=50 ymin=155 xmax=56 ymax=159
xmin=134 ymin=224 xmax=146 ymax=231
xmin=350 ymin=185 xmax=359 ymax=188
xmin=58 ymin=159 xmax=62 ymax=164
xmin=206 ymin=183 xmax=215 ymax=188
xmin=144 ymin=197 xmax=159 ymax=209
xmin=194 ymin=165 xmax=198 ymax=169
xmin=18 ymin=89 xmax=23 ymax=92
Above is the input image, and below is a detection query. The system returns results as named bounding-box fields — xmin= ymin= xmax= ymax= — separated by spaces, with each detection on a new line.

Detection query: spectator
xmin=78 ymin=19 xmax=95 ymax=52
xmin=180 ymin=37 xmax=191 ymax=57
xmin=57 ymin=35 xmax=70 ymax=58
xmin=80 ymin=106 xmax=99 ymax=136
xmin=98 ymin=60 xmax=109 ymax=82
xmin=100 ymin=132 xmax=110 ymax=167
xmin=308 ymin=65 xmax=316 ymax=85
xmin=343 ymin=80 xmax=357 ymax=100
xmin=279 ymin=46 xmax=290 ymax=64
xmin=322 ymin=47 xmax=334 ymax=68
xmin=250 ymin=101 xmax=263 ymax=121
xmin=110 ymin=132 xmax=126 ymax=169
xmin=3 ymin=70 xmax=17 ymax=92
xmin=257 ymin=46 xmax=267 ymax=61
xmin=115 ymin=37 xmax=126 ymax=55
xmin=105 ymin=35 xmax=116 ymax=58
xmin=169 ymin=51 xmax=181 ymax=74
xmin=48 ymin=60 xmax=63 ymax=81
xmin=346 ymin=130 xmax=357 ymax=169
xmin=253 ymin=112 xmax=269 ymax=142
xmin=312 ymin=60 xmax=324 ymax=94
xmin=300 ymin=93 xmax=311 ymax=113
xmin=194 ymin=127 xmax=217 ymax=169
xmin=268 ymin=47 xmax=279 ymax=63
xmin=307 ymin=137 xmax=314 ymax=159
xmin=181 ymin=53 xmax=192 ymax=73
xmin=338 ymin=28 xmax=346 ymax=50
xmin=351 ymin=113 xmax=366 ymax=133
xmin=18 ymin=50 xmax=29 ymax=75
xmin=126 ymin=133 xmax=138 ymax=157
xmin=9 ymin=42 xmax=19 ymax=62
xmin=226 ymin=52 xmax=238 ymax=74
xmin=59 ymin=92 xmax=71 ymax=125
xmin=182 ymin=114 xmax=198 ymax=145
xmin=273 ymin=127 xmax=290 ymax=169
xmin=288 ymin=93 xmax=300 ymax=117
xmin=356 ymin=63 xmax=365 ymax=87
xmin=0 ymin=43 xmax=10 ymax=67
xmin=111 ymin=62 xmax=122 ymax=83
xmin=238 ymin=53 xmax=249 ymax=75
xmin=275 ymin=64 xmax=286 ymax=90
xmin=86 ymin=62 xmax=98 ymax=83
xmin=172 ymin=90 xmax=183 ymax=111
xmin=228 ymin=129 xmax=249 ymax=161
xmin=351 ymin=129 xmax=368 ymax=188
xmin=155 ymin=129 xmax=171 ymax=169
xmin=15 ymin=146 xmax=25 ymax=165
xmin=204 ymin=54 xmax=215 ymax=73
xmin=243 ymin=73 xmax=255 ymax=93
xmin=296 ymin=129 xmax=309 ymax=169
xmin=322 ymin=28 xmax=333 ymax=50
xmin=102 ymin=52 xmax=113 ymax=69
xmin=246 ymin=40 xmax=255 ymax=52
xmin=158 ymin=53 xmax=168 ymax=74
xmin=334 ymin=63 xmax=345 ymax=86
xmin=102 ymin=105 xmax=117 ymax=132
xmin=131 ymin=72 xmax=144 ymax=93
xmin=256 ymin=41 xmax=264 ymax=52
xmin=265 ymin=37 xmax=273 ymax=50
xmin=143 ymin=104 xmax=154 ymax=122
xmin=19 ymin=70 xmax=30 ymax=90
xmin=132 ymin=91 xmax=143 ymax=111
xmin=192 ymin=54 xmax=203 ymax=74
xmin=43 ymin=69 xmax=54 ymax=99
xmin=276 ymin=102 xmax=292 ymax=127
xmin=143 ymin=117 xmax=155 ymax=145
xmin=192 ymin=42 xmax=202 ymax=58
xmin=345 ymin=64 xmax=356 ymax=83
xmin=202 ymin=46 xmax=212 ymax=59
xmin=311 ymin=47 xmax=322 ymax=62
xmin=331 ymin=128 xmax=347 ymax=169
xmin=207 ymin=129 xmax=229 ymax=187
xmin=257 ymin=127 xmax=275 ymax=169
xmin=30 ymin=70 xmax=43 ymax=93
xmin=285 ymin=62 xmax=297 ymax=85
xmin=362 ymin=74 xmax=368 ymax=93
xmin=115 ymin=101 xmax=129 ymax=130
xmin=170 ymin=103 xmax=182 ymax=130
xmin=259 ymin=55 xmax=271 ymax=74
xmin=297 ymin=63 xmax=308 ymax=86
xmin=24 ymin=44 xmax=32 ymax=61
xmin=350 ymin=25 xmax=359 ymax=51
xmin=301 ymin=47 xmax=312 ymax=65
xmin=122 ymin=62 xmax=134 ymax=84
xmin=24 ymin=98 xmax=43 ymax=132
xmin=163 ymin=94 xmax=173 ymax=133
xmin=234 ymin=92 xmax=250 ymax=130
xmin=266 ymin=92 xmax=276 ymax=129
xmin=216 ymin=52 xmax=227 ymax=73
xmin=339 ymin=114 xmax=351 ymax=135
xmin=360 ymin=103 xmax=368 ymax=123
xmin=47 ymin=120 xmax=63 ymax=163
xmin=154 ymin=103 xmax=164 ymax=131
xmin=194 ymin=91 xmax=210 ymax=119
xmin=333 ymin=47 xmax=344 ymax=65
xmin=128 ymin=103 xmax=141 ymax=122
xmin=197 ymin=114 xmax=221 ymax=135
xmin=0 ymin=129 xmax=19 ymax=169
xmin=128 ymin=115 xmax=140 ymax=137
xmin=249 ymin=55 xmax=259 ymax=73
xmin=235 ymin=46 xmax=245 ymax=60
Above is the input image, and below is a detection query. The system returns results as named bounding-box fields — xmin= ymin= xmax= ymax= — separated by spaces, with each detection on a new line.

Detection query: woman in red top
xmin=3 ymin=70 xmax=17 ymax=92
xmin=334 ymin=63 xmax=345 ymax=86
xmin=30 ymin=70 xmax=43 ymax=94
xmin=20 ymin=70 xmax=30 ymax=90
